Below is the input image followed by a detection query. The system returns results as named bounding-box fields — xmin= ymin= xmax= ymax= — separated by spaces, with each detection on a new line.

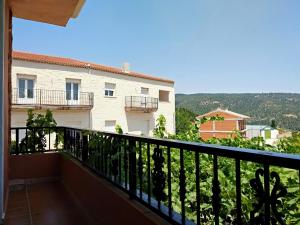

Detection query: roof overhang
xmin=9 ymin=0 xmax=85 ymax=26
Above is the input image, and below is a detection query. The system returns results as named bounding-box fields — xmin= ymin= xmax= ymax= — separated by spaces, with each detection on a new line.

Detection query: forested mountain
xmin=175 ymin=93 xmax=300 ymax=131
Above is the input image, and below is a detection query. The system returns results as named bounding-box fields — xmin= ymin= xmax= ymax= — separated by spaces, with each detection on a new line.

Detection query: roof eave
xmin=12 ymin=51 xmax=175 ymax=84
xmin=71 ymin=0 xmax=86 ymax=18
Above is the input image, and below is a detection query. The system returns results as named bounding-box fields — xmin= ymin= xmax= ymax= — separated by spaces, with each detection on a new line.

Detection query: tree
xmin=153 ymin=115 xmax=168 ymax=138
xmin=115 ymin=124 xmax=123 ymax=134
xmin=175 ymin=108 xmax=196 ymax=134
xmin=277 ymin=132 xmax=300 ymax=154
xmin=125 ymin=110 xmax=300 ymax=224
xmin=159 ymin=112 xmax=299 ymax=224
xmin=271 ymin=119 xmax=277 ymax=129
xmin=20 ymin=109 xmax=57 ymax=152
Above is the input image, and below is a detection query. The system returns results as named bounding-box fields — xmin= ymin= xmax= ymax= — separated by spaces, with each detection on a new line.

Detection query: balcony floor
xmin=5 ymin=182 xmax=90 ymax=225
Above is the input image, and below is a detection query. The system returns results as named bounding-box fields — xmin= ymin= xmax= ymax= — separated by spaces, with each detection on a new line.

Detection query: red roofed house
xmin=11 ymin=51 xmax=175 ymax=136
xmin=196 ymin=108 xmax=250 ymax=140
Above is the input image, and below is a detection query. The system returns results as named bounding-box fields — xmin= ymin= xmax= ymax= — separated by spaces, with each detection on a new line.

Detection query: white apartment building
xmin=11 ymin=51 xmax=175 ymax=136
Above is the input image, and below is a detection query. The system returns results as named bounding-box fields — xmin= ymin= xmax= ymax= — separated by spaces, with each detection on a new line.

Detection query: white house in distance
xmin=11 ymin=51 xmax=175 ymax=136
xmin=246 ymin=125 xmax=279 ymax=145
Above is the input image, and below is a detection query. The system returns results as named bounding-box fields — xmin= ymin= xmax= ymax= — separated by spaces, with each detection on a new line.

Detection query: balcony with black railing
xmin=11 ymin=88 xmax=94 ymax=110
xmin=125 ymin=96 xmax=159 ymax=113
xmin=8 ymin=126 xmax=300 ymax=225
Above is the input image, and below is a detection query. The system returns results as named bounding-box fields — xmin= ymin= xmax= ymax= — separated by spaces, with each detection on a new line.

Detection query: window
xmin=104 ymin=120 xmax=116 ymax=132
xmin=238 ymin=120 xmax=246 ymax=131
xmin=159 ymin=90 xmax=170 ymax=102
xmin=18 ymin=78 xmax=34 ymax=99
xmin=105 ymin=82 xmax=116 ymax=97
xmin=141 ymin=87 xmax=149 ymax=95
xmin=265 ymin=130 xmax=271 ymax=139
xmin=105 ymin=90 xmax=114 ymax=97
xmin=66 ymin=81 xmax=79 ymax=101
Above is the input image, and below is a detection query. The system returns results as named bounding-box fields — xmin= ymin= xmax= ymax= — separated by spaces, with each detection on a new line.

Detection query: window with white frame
xmin=141 ymin=87 xmax=149 ymax=95
xmin=104 ymin=82 xmax=116 ymax=97
xmin=18 ymin=78 xmax=34 ymax=99
xmin=66 ymin=81 xmax=80 ymax=101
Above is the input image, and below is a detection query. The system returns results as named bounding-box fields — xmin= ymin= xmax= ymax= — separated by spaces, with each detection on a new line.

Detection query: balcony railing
xmin=125 ymin=96 xmax=158 ymax=113
xmin=11 ymin=88 xmax=94 ymax=109
xmin=10 ymin=126 xmax=300 ymax=225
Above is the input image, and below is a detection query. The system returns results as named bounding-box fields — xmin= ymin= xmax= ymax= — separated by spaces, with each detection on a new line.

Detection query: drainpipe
xmin=0 ymin=0 xmax=5 ymax=222
xmin=85 ymin=64 xmax=92 ymax=129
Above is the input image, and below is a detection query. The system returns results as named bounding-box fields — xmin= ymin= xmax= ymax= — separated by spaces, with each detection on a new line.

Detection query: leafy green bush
xmin=20 ymin=109 xmax=57 ymax=152
xmin=157 ymin=115 xmax=300 ymax=224
xmin=153 ymin=115 xmax=168 ymax=138
xmin=115 ymin=124 xmax=123 ymax=134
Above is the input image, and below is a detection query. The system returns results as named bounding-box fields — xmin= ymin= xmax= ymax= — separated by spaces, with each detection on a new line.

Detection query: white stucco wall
xmin=246 ymin=127 xmax=279 ymax=146
xmin=11 ymin=110 xmax=91 ymax=128
xmin=262 ymin=129 xmax=279 ymax=145
xmin=11 ymin=60 xmax=175 ymax=135
xmin=246 ymin=129 xmax=261 ymax=139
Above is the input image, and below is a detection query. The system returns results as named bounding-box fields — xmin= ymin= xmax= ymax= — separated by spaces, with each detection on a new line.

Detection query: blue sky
xmin=13 ymin=0 xmax=300 ymax=94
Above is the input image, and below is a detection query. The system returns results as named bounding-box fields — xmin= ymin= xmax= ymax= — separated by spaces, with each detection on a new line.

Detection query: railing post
xmin=82 ymin=134 xmax=88 ymax=163
xmin=39 ymin=89 xmax=42 ymax=106
xmin=15 ymin=128 xmax=19 ymax=155
xmin=63 ymin=127 xmax=67 ymax=150
xmin=128 ymin=140 xmax=137 ymax=198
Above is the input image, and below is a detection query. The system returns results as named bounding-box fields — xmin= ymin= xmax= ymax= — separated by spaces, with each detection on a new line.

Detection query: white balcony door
xmin=141 ymin=96 xmax=147 ymax=108
xmin=66 ymin=82 xmax=79 ymax=105
xmin=140 ymin=87 xmax=149 ymax=107
xmin=18 ymin=78 xmax=35 ymax=104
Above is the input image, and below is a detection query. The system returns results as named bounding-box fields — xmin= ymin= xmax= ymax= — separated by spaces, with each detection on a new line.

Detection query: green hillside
xmin=175 ymin=93 xmax=300 ymax=131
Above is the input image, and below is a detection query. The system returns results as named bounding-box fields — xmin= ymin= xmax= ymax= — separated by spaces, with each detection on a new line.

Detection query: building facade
xmin=246 ymin=125 xmax=279 ymax=145
xmin=197 ymin=108 xmax=249 ymax=140
xmin=11 ymin=51 xmax=175 ymax=136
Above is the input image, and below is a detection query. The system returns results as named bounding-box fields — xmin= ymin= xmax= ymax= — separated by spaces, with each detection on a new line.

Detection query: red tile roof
xmin=197 ymin=108 xmax=250 ymax=119
xmin=12 ymin=51 xmax=174 ymax=84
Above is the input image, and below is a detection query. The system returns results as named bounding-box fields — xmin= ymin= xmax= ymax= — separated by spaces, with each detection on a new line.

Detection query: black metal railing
xmin=12 ymin=88 xmax=94 ymax=108
xmin=10 ymin=127 xmax=65 ymax=154
xmin=125 ymin=96 xmax=158 ymax=112
xmin=10 ymin=126 xmax=300 ymax=225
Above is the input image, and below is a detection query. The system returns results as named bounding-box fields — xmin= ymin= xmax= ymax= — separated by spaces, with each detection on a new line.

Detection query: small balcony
xmin=7 ymin=126 xmax=300 ymax=225
xmin=125 ymin=96 xmax=158 ymax=113
xmin=11 ymin=88 xmax=94 ymax=110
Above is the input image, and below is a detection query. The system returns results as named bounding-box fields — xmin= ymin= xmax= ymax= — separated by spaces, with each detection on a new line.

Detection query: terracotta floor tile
xmin=5 ymin=215 xmax=31 ymax=225
xmin=7 ymin=200 xmax=28 ymax=211
xmin=32 ymin=211 xmax=60 ymax=225
xmin=5 ymin=182 xmax=90 ymax=225
xmin=8 ymin=191 xmax=27 ymax=202
xmin=5 ymin=206 xmax=29 ymax=219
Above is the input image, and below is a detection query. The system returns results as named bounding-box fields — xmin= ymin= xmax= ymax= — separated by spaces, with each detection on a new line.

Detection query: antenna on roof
xmin=122 ymin=62 xmax=130 ymax=73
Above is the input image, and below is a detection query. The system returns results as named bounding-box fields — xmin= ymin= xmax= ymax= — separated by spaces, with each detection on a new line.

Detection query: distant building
xmin=11 ymin=51 xmax=175 ymax=136
xmin=196 ymin=108 xmax=250 ymax=140
xmin=246 ymin=125 xmax=279 ymax=145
